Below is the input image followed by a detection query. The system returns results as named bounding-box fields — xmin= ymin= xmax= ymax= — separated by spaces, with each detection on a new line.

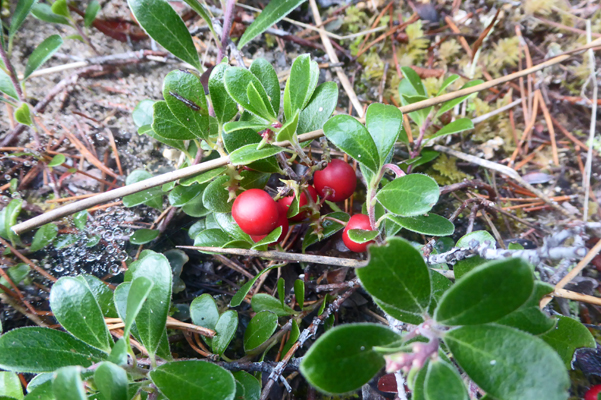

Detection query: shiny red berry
xmin=232 ymin=189 xmax=279 ymax=236
xmin=251 ymin=203 xmax=289 ymax=245
xmin=342 ymin=214 xmax=374 ymax=252
xmin=278 ymin=185 xmax=319 ymax=222
xmin=585 ymin=385 xmax=601 ymax=400
xmin=313 ymin=159 xmax=356 ymax=202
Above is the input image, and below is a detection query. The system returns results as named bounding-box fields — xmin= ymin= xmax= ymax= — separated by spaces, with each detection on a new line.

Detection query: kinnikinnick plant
xmin=0 ymin=0 xmax=597 ymax=399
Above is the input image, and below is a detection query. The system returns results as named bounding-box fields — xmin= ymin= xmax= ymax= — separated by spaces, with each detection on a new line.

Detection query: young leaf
xmin=209 ymin=63 xmax=238 ymax=125
xmin=212 ymin=310 xmax=238 ymax=355
xmin=24 ymin=35 xmax=63 ymax=79
xmin=150 ymin=360 xmax=236 ymax=400
xmin=152 ymin=100 xmax=198 ymax=140
xmin=230 ymin=265 xmax=281 ymax=307
xmin=29 ymin=223 xmax=58 ymax=252
xmin=283 ymin=54 xmax=318 ymax=120
xmin=0 ymin=371 xmax=24 ymax=400
xmin=31 ymin=3 xmax=70 ymax=25
xmin=94 ymin=362 xmax=128 ymax=400
xmin=365 ymin=103 xmax=403 ymax=165
xmin=323 ymin=115 xmax=380 ymax=172
xmin=229 ymin=144 xmax=285 ymax=166
xmin=53 ymin=367 xmax=86 ymax=400
xmin=50 ymin=0 xmax=70 ymax=18
xmin=424 ymin=360 xmax=468 ymax=400
xmin=223 ymin=128 xmax=281 ymax=173
xmin=133 ymin=99 xmax=155 ymax=127
xmin=14 ymin=103 xmax=32 ymax=126
xmin=72 ymin=210 xmax=88 ymax=230
xmin=233 ymin=371 xmax=260 ymax=400
xmin=347 ymin=229 xmax=379 ymax=244
xmin=400 ymin=94 xmax=431 ymax=127
xmin=434 ymin=258 xmax=534 ymax=326
xmin=357 ymin=237 xmax=431 ymax=324
xmin=250 ymin=58 xmax=281 ymax=113
xmin=376 ymin=174 xmax=439 ymax=217
xmin=294 ymin=279 xmax=305 ymax=310
xmin=223 ymin=120 xmax=271 ymax=134
xmin=224 ymin=67 xmax=275 ymax=120
xmin=386 ymin=214 xmax=454 ymax=236
xmin=437 ymin=74 xmax=460 ymax=95
xmin=10 ymin=0 xmax=37 ymax=38
xmin=540 ymin=315 xmax=596 ymax=368
xmin=251 ymin=293 xmax=294 ymax=317
xmin=298 ymin=81 xmax=338 ymax=135
xmin=129 ymin=229 xmax=159 ymax=245
xmin=300 ymin=323 xmax=402 ymax=394
xmin=47 ymin=154 xmax=65 ymax=167
xmin=244 ymin=311 xmax=278 ymax=352
xmin=128 ymin=0 xmax=201 ymax=70
xmin=163 ymin=70 xmax=209 ymax=140
xmin=400 ymin=66 xmax=426 ymax=96
xmin=247 ymin=82 xmax=275 ymax=121
xmin=496 ymin=281 xmax=556 ymax=335
xmin=426 ymin=118 xmax=474 ymax=143
xmin=276 ymin=109 xmax=299 ymax=142
xmin=436 ymin=80 xmax=484 ymax=117
xmin=444 ymin=324 xmax=569 ymax=400
xmin=0 ymin=327 xmax=106 ymax=372
xmin=49 ymin=277 xmax=112 ymax=352
xmin=238 ymin=0 xmax=307 ymax=48
xmin=84 ymin=0 xmax=100 ymax=27
xmin=122 ymin=276 xmax=154 ymax=338
xmin=282 ymin=319 xmax=300 ymax=356
xmin=0 ymin=70 xmax=19 ymax=100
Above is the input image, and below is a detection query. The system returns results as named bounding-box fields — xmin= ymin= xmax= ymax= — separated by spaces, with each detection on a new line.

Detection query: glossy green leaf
xmin=14 ymin=103 xmax=32 ymax=126
xmin=129 ymin=229 xmax=159 ymax=245
xmin=24 ymin=380 xmax=54 ymax=400
xmin=435 ymin=258 xmax=534 ymax=326
xmin=49 ymin=277 xmax=112 ymax=352
xmin=239 ymin=169 xmax=270 ymax=190
xmin=152 ymin=100 xmax=198 ymax=140
xmin=424 ymin=360 xmax=468 ymax=400
xmin=94 ymin=362 xmax=128 ymax=400
xmin=151 ymin=360 xmax=235 ymax=400
xmin=238 ymin=0 xmax=307 ymax=48
xmin=250 ymin=58 xmax=280 ymax=113
xmin=30 ymin=223 xmax=58 ymax=252
xmin=193 ymin=228 xmax=230 ymax=248
xmin=445 ymin=324 xmax=569 ymax=400
xmin=436 ymin=80 xmax=484 ymax=117
xmin=24 ymin=35 xmax=63 ymax=79
xmin=283 ymin=54 xmax=318 ymax=120
xmin=251 ymin=293 xmax=294 ymax=317
xmin=223 ymin=128 xmax=280 ymax=173
xmin=294 ymin=279 xmax=305 ymax=310
xmin=437 ymin=74 xmax=460 ymax=95
xmin=180 ymin=167 xmax=226 ymax=187
xmin=202 ymin=175 xmax=231 ymax=213
xmin=427 ymin=118 xmax=474 ymax=142
xmin=133 ymin=99 xmax=155 ymax=127
xmin=376 ymin=174 xmax=439 ymax=217
xmin=0 ymin=70 xmax=19 ymax=100
xmin=163 ymin=70 xmax=209 ymax=140
xmin=386 ymin=213 xmax=454 ymax=236
xmin=50 ymin=0 xmax=69 ymax=17
xmin=244 ymin=311 xmax=278 ymax=352
xmin=31 ymin=3 xmax=70 ymax=24
xmin=540 ymin=315 xmax=595 ymax=368
xmin=10 ymin=0 xmax=36 ymax=37
xmin=251 ymin=226 xmax=282 ymax=249
xmin=214 ymin=212 xmax=252 ymax=242
xmin=400 ymin=66 xmax=426 ymax=96
xmin=357 ymin=238 xmax=431 ymax=324
xmin=78 ymin=275 xmax=117 ymax=318
xmin=303 ymin=212 xmax=349 ymax=251
xmin=347 ymin=229 xmax=378 ymax=243
xmin=0 ymin=371 xmax=24 ymax=400
xmin=365 ymin=103 xmax=403 ymax=165
xmin=282 ymin=319 xmax=300 ymax=356
xmin=212 ymin=310 xmax=238 ymax=355
xmin=123 ymin=276 xmax=154 ymax=338
xmin=84 ymin=0 xmax=100 ymax=27
xmin=223 ymin=120 xmax=270 ymax=134
xmin=168 ymin=183 xmax=203 ymax=206
xmin=233 ymin=371 xmax=260 ymax=400
xmin=53 ymin=367 xmax=85 ymax=400
xmin=497 ymin=281 xmax=556 ymax=335
xmin=47 ymin=154 xmax=65 ymax=167
xmin=247 ymin=82 xmax=275 ymax=121
xmin=276 ymin=110 xmax=299 ymax=142
xmin=300 ymin=323 xmax=401 ymax=394
xmin=0 ymin=327 xmax=106 ymax=372
xmin=224 ymin=67 xmax=275 ymax=120
xmin=128 ymin=251 xmax=172 ymax=356
xmin=230 ymin=265 xmax=281 ymax=307
xmin=323 ymin=115 xmax=379 ymax=172
xmin=230 ymin=144 xmax=285 ymax=166
xmin=122 ymin=170 xmax=163 ymax=209
xmin=72 ymin=210 xmax=87 ymax=230
xmin=209 ymin=63 xmax=238 ymax=125
xmin=128 ymin=0 xmax=201 ymax=69
xmin=190 ymin=294 xmax=219 ymax=346
xmin=298 ymin=81 xmax=338 ymax=134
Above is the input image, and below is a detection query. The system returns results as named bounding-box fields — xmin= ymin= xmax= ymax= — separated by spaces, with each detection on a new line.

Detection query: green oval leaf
xmin=10 ymin=0 xmax=37 ymax=37
xmin=250 ymin=58 xmax=280 ymax=113
xmin=122 ymin=170 xmax=163 ymax=209
xmin=427 ymin=118 xmax=474 ymax=143
xmin=14 ymin=103 xmax=32 ymax=126
xmin=244 ymin=311 xmax=278 ymax=352
xmin=424 ymin=360 xmax=468 ymax=400
xmin=30 ymin=223 xmax=58 ymax=252
xmin=323 ymin=115 xmax=379 ymax=172
xmin=365 ymin=103 xmax=403 ymax=165
xmin=238 ymin=0 xmax=307 ymax=48
xmin=122 ymin=276 xmax=155 ymax=338
xmin=540 ymin=315 xmax=595 ymax=368
xmin=347 ymin=229 xmax=378 ymax=244
xmin=0 ymin=70 xmax=19 ymax=100
xmin=298 ymin=81 xmax=338 ymax=135
xmin=129 ymin=228 xmax=159 ymax=245
xmin=202 ymin=175 xmax=232 ymax=213
xmin=0 ymin=371 xmax=24 ymax=400
xmin=163 ymin=70 xmax=209 ymax=140
xmin=386 ymin=213 xmax=454 ymax=236
xmin=49 ymin=277 xmax=112 ymax=352
xmin=212 ymin=310 xmax=238 ymax=355
xmin=229 ymin=144 xmax=285 ymax=166
xmin=24 ymin=35 xmax=63 ymax=79
xmin=94 ymin=362 xmax=128 ymax=400
xmin=53 ymin=367 xmax=86 ymax=400
xmin=209 ymin=62 xmax=238 ymax=125
xmin=444 ymin=324 xmax=569 ymax=400
xmin=300 ymin=323 xmax=401 ymax=394
xmin=47 ymin=154 xmax=65 ymax=167
xmin=224 ymin=67 xmax=275 ymax=120
xmin=0 ymin=327 xmax=106 ymax=373
xmin=84 ymin=0 xmax=100 ymax=27
xmin=190 ymin=293 xmax=219 ymax=346
xmin=283 ymin=54 xmax=318 ymax=120
xmin=128 ymin=0 xmax=201 ymax=70
xmin=229 ymin=265 xmax=281 ymax=307
xmin=251 ymin=293 xmax=295 ymax=317
xmin=497 ymin=281 xmax=556 ymax=335
xmin=275 ymin=110 xmax=299 ymax=142
xmin=434 ymin=258 xmax=534 ymax=326
xmin=78 ymin=275 xmax=117 ymax=318
xmin=233 ymin=371 xmax=260 ymax=400
xmin=152 ymin=100 xmax=198 ymax=140
xmin=376 ymin=174 xmax=439 ymax=217
xmin=150 ymin=360 xmax=236 ymax=400
xmin=357 ymin=237 xmax=431 ymax=324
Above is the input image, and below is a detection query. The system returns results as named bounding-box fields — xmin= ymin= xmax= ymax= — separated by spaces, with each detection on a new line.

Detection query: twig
xmin=106 ymin=317 xmax=215 ymax=337
xmin=553 ymin=288 xmax=601 ymax=306
xmin=537 ymin=91 xmax=560 ymax=166
xmin=583 ymin=20 xmax=598 ymax=223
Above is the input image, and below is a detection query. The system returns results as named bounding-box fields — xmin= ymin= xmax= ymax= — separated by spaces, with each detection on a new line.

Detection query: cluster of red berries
xmin=231 ymin=159 xmax=375 ymax=252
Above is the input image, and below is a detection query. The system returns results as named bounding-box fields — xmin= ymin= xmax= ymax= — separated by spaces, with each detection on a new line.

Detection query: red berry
xmin=313 ymin=159 xmax=356 ymax=202
xmin=232 ymin=189 xmax=279 ymax=236
xmin=342 ymin=214 xmax=374 ymax=252
xmin=278 ymin=185 xmax=319 ymax=222
xmin=586 ymin=385 xmax=601 ymax=400
xmin=251 ymin=203 xmax=289 ymax=245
